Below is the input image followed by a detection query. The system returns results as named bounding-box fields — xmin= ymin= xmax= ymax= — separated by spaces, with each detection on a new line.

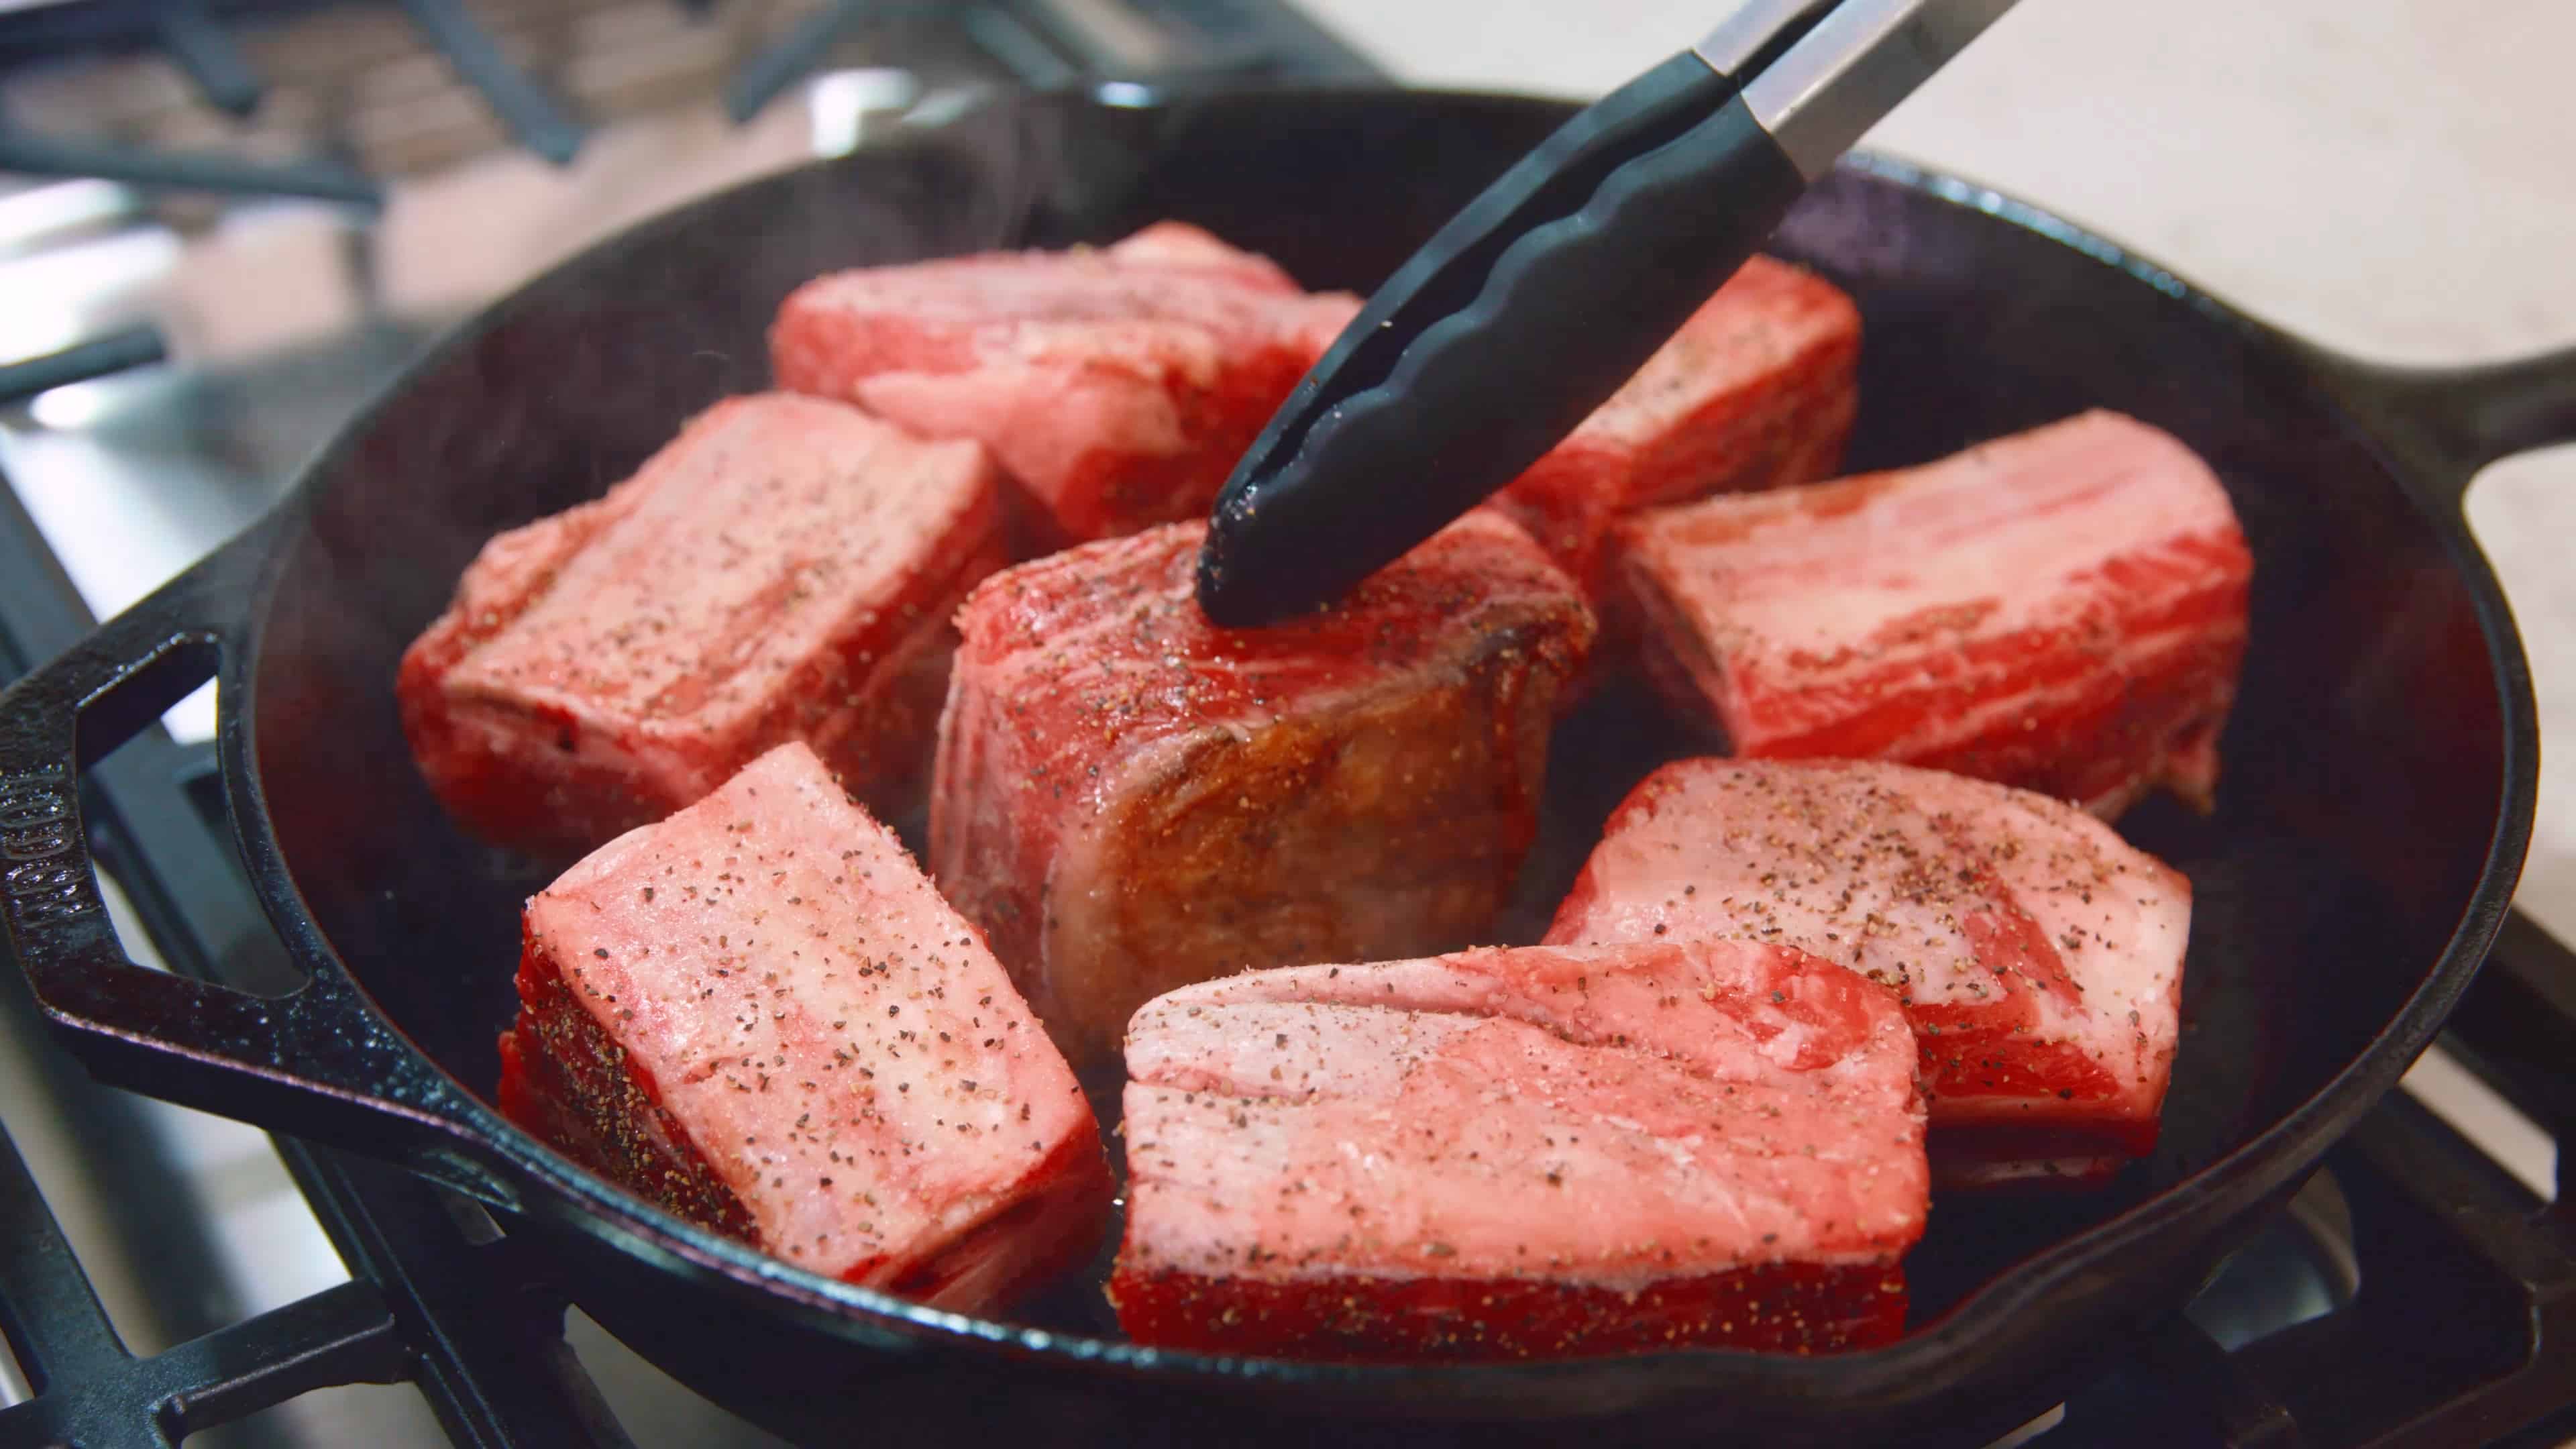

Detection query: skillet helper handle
xmin=1196 ymin=52 xmax=1806 ymax=627
xmin=2309 ymin=341 xmax=2576 ymax=503
xmin=0 ymin=518 xmax=509 ymax=1205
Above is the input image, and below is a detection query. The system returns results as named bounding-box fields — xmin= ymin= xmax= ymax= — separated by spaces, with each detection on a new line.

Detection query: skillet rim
xmin=217 ymin=83 xmax=2541 ymax=1408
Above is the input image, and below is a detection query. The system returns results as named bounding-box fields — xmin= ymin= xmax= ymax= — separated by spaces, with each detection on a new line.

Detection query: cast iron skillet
xmin=0 ymin=85 xmax=2567 ymax=1445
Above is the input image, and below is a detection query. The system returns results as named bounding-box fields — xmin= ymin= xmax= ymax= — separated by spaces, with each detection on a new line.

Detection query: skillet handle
xmin=2304 ymin=341 xmax=2576 ymax=504
xmin=0 ymin=515 xmax=517 ymax=1209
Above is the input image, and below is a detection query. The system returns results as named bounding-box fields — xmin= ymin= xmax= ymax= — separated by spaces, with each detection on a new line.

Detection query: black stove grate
xmin=0 ymin=6 xmax=2572 ymax=1442
xmin=0 ymin=0 xmax=1382 ymax=203
xmin=0 ymin=1126 xmax=414 ymax=1449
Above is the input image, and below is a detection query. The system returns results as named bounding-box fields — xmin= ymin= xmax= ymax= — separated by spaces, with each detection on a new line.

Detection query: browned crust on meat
xmin=1036 ymin=622 xmax=1583 ymax=1063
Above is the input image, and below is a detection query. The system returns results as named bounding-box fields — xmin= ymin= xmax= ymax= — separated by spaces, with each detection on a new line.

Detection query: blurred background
xmin=0 ymin=3 xmax=2567 ymax=1446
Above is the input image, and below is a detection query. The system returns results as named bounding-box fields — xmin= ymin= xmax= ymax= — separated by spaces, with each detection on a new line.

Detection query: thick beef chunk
xmin=1611 ymin=410 xmax=2253 ymax=817
xmin=771 ymin=223 xmax=1360 ymax=545
xmin=931 ymin=511 xmax=1595 ymax=1065
xmin=1495 ymin=256 xmax=1860 ymax=588
xmin=1548 ymin=757 xmax=2190 ymax=1185
xmin=400 ymin=392 xmax=1004 ymax=857
xmin=1110 ymin=941 xmax=1928 ymax=1359
xmin=497 ymin=742 xmax=1111 ymax=1313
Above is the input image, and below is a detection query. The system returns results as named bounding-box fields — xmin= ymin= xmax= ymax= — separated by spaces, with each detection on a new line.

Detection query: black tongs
xmin=1195 ymin=0 xmax=2023 ymax=626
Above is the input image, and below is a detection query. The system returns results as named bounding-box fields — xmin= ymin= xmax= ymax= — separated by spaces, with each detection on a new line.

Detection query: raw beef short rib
xmin=1610 ymin=410 xmax=2253 ymax=817
xmin=930 ymin=511 xmax=1596 ymax=1067
xmin=1495 ymin=256 xmax=1860 ymax=588
xmin=1110 ymin=941 xmax=1929 ymax=1359
xmin=1548 ymin=756 xmax=2190 ymax=1185
xmin=496 ymin=741 xmax=1112 ymax=1313
xmin=770 ymin=222 xmax=1360 ymax=545
xmin=1095 ymin=219 xmax=1305 ymax=291
xmin=399 ymin=392 xmax=1005 ymax=857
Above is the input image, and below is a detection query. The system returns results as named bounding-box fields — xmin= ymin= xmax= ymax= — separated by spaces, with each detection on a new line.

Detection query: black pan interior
xmin=236 ymin=86 xmax=2506 ymax=1397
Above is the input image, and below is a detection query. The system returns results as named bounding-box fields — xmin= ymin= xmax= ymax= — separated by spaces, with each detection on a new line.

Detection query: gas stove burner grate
xmin=0 ymin=9 xmax=2572 ymax=1442
xmin=0 ymin=1 xmax=1379 ymax=204
xmin=0 ymin=1124 xmax=411 ymax=1449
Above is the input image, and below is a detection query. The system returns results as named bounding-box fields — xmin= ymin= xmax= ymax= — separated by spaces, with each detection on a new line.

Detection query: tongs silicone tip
xmin=1195 ymin=0 xmax=2022 ymax=628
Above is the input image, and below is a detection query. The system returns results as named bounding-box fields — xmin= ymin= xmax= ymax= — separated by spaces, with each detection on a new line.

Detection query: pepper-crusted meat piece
xmin=1494 ymin=256 xmax=1860 ymax=589
xmin=1546 ymin=757 xmax=2190 ymax=1186
xmin=496 ymin=741 xmax=1112 ymax=1313
xmin=1610 ymin=410 xmax=2253 ymax=818
xmin=1110 ymin=941 xmax=1928 ymax=1360
xmin=769 ymin=222 xmax=1361 ymax=545
xmin=930 ymin=511 xmax=1595 ymax=1067
xmin=398 ymin=392 xmax=1005 ymax=858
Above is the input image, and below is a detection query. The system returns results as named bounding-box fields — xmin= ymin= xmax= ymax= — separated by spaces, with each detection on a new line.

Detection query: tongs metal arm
xmin=1733 ymin=0 xmax=2024 ymax=180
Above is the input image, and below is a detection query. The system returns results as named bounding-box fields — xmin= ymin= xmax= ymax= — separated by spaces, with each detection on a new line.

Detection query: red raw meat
xmin=1095 ymin=220 xmax=1304 ymax=292
xmin=1495 ymin=256 xmax=1860 ymax=588
xmin=1610 ymin=410 xmax=2253 ymax=818
xmin=1108 ymin=940 xmax=1928 ymax=1359
xmin=769 ymin=223 xmax=1360 ymax=545
xmin=398 ymin=392 xmax=1005 ymax=858
xmin=496 ymin=741 xmax=1112 ymax=1313
xmin=929 ymin=511 xmax=1595 ymax=1067
xmin=1546 ymin=756 xmax=2190 ymax=1186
